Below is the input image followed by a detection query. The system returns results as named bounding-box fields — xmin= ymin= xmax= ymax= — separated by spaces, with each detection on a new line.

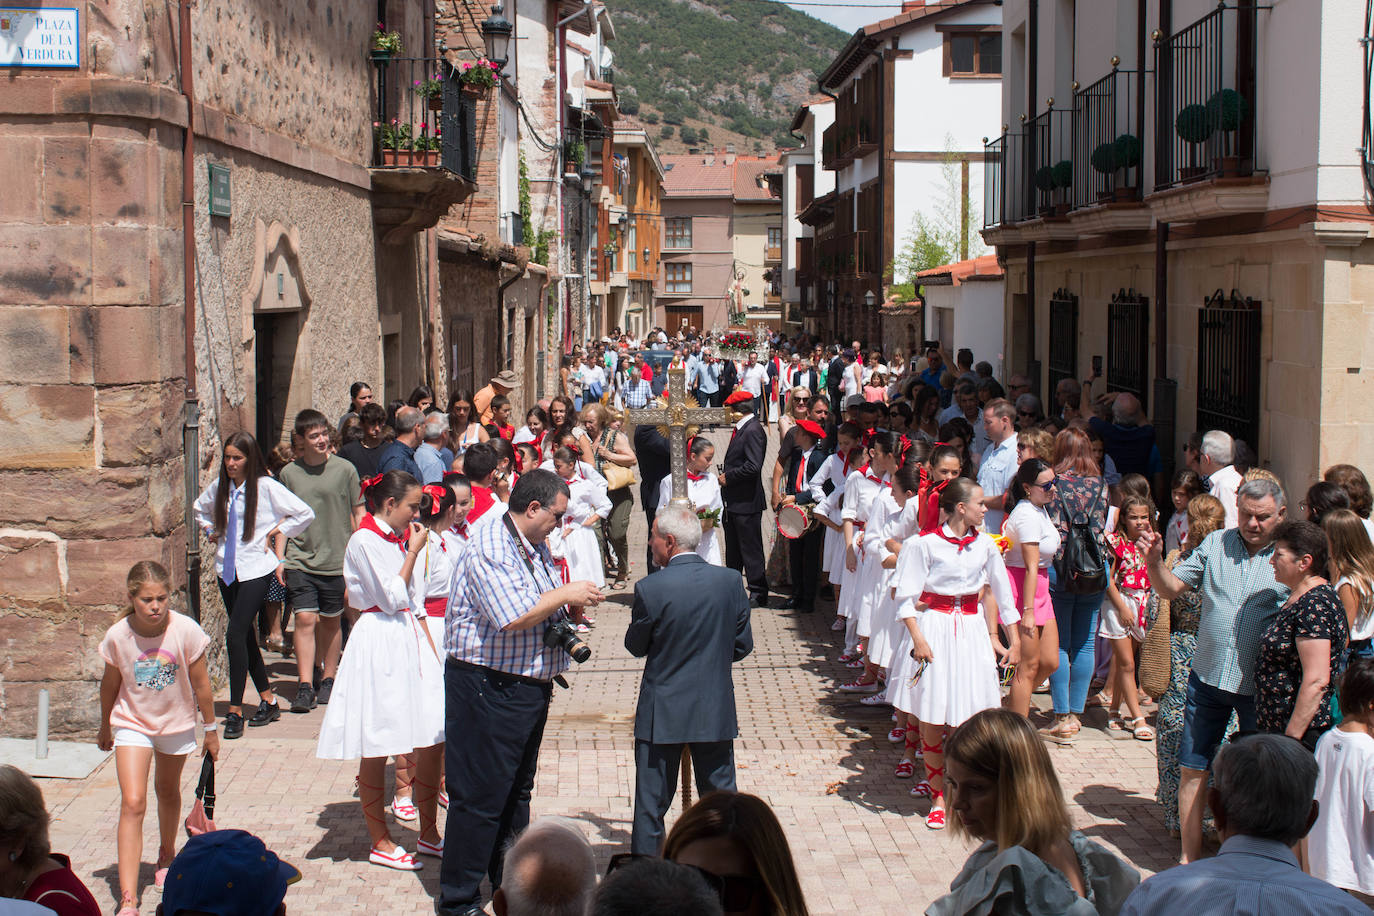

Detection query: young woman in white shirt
xmin=550 ymin=446 xmax=613 ymax=629
xmin=1002 ymin=458 xmax=1063 ymax=718
xmin=809 ymin=424 xmax=865 ymax=630
xmin=315 ymin=470 xmax=443 ymax=871
xmin=889 ymin=477 xmax=1021 ymax=829
xmin=1325 ymin=509 xmax=1374 ymax=659
xmin=658 ymin=437 xmax=724 ymax=565
xmin=193 ymin=431 xmax=314 ymax=739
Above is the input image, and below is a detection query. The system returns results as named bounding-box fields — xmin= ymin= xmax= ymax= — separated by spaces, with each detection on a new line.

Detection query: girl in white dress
xmin=550 ymin=446 xmax=612 ymax=629
xmin=836 ymin=434 xmax=898 ymax=677
xmin=889 ymin=477 xmax=1022 ymax=830
xmin=443 ymin=472 xmax=474 ymax=547
xmin=415 ymin=482 xmax=465 ymax=807
xmin=658 ymin=436 xmax=724 ymax=565
xmin=315 ymin=470 xmax=443 ymax=871
xmin=811 ymin=424 xmax=866 ymax=591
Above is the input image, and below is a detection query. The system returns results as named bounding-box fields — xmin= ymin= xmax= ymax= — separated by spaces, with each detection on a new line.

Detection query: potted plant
xmin=410 ymin=129 xmax=441 ymax=167
xmin=1090 ymin=142 xmax=1117 ymax=203
xmin=1175 ymin=103 xmax=1213 ymax=182
xmin=414 ymin=73 xmax=444 ymax=111
xmin=1206 ymin=88 xmax=1247 ymax=176
xmin=370 ymin=24 xmax=403 ymax=64
xmin=457 ymin=57 xmax=500 ymax=96
xmin=376 ymin=119 xmax=412 ymax=164
xmin=564 ymin=137 xmax=585 ymax=170
xmin=1051 ymin=159 xmax=1073 ymax=216
xmin=1034 ymin=165 xmax=1056 ymax=217
xmin=1112 ymin=133 xmax=1142 ymax=201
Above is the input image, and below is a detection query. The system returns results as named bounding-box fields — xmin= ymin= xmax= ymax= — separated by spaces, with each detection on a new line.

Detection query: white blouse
xmin=840 ymin=470 xmax=890 ymax=525
xmin=658 ymin=473 xmax=724 ymax=563
xmin=1002 ymin=501 xmax=1061 ymax=570
xmin=342 ymin=519 xmax=423 ymax=616
xmin=893 ymin=525 xmax=1020 ymax=625
xmin=193 ymin=477 xmax=315 ymax=582
xmin=417 ymin=528 xmax=459 ymax=606
xmin=561 ymin=473 xmax=612 ymax=525
xmin=806 ymin=451 xmax=855 ymax=504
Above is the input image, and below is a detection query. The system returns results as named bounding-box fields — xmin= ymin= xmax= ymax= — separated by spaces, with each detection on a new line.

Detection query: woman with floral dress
xmin=1155 ymin=494 xmax=1226 ymax=835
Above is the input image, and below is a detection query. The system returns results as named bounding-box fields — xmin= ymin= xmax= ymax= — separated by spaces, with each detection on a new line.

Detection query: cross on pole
xmin=626 ymin=367 xmax=735 ymax=507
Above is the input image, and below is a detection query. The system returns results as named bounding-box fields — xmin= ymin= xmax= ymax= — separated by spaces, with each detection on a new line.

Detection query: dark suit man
xmin=717 ymin=390 xmax=769 ymax=606
xmin=633 ymin=424 xmax=671 ymax=572
xmin=626 ymin=505 xmax=753 ymax=854
xmin=794 ymin=366 xmax=820 ymax=396
xmin=781 ymin=421 xmax=827 ymax=612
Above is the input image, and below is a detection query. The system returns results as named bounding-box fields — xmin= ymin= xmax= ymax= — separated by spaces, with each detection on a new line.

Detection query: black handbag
xmin=1054 ymin=486 xmax=1109 ymax=594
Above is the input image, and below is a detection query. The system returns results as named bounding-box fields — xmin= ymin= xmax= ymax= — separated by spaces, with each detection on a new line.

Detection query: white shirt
xmin=893 ymin=525 xmax=1020 ymax=625
xmin=193 ymin=477 xmax=315 ymax=581
xmin=1336 ymin=575 xmax=1374 ymax=642
xmin=840 ymin=469 xmax=889 ymax=526
xmin=658 ymin=473 xmax=724 ymax=565
xmin=1165 ymin=510 xmax=1188 ymax=554
xmin=417 ymin=528 xmax=459 ymax=606
xmin=840 ymin=362 xmax=862 ymax=397
xmin=976 ymin=435 xmax=1019 ymax=533
xmin=807 ymin=451 xmax=855 ymax=504
xmin=1309 ymin=727 xmax=1374 ymax=895
xmin=342 ymin=518 xmax=423 ymax=616
xmin=1002 ymin=501 xmax=1061 ymax=569
xmin=1209 ymin=463 xmax=1243 ymax=528
xmin=582 ymin=364 xmax=607 ymax=390
xmin=740 ymin=363 xmax=768 ymax=397
xmin=560 ymin=472 xmax=612 ymax=526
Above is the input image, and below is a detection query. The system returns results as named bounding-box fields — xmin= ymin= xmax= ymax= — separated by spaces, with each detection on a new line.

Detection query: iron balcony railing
xmin=1026 ymin=107 xmax=1074 ymax=218
xmin=370 ymin=55 xmax=478 ymax=180
xmin=983 ymin=131 xmax=1034 ymax=227
xmin=1153 ymin=3 xmax=1259 ymax=190
xmin=1073 ymin=68 xmax=1145 ymax=208
xmin=818 ymin=231 xmax=874 ymax=279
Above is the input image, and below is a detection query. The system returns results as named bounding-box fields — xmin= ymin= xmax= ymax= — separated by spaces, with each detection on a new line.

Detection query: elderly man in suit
xmin=718 ymin=389 xmax=769 ymax=607
xmin=625 ymin=504 xmax=754 ymax=855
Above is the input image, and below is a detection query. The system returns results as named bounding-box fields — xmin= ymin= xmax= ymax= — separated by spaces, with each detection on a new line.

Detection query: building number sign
xmin=0 ymin=7 xmax=79 ymax=68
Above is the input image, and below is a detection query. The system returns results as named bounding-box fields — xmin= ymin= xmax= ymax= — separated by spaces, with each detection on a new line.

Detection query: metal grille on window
xmin=1047 ymin=289 xmax=1079 ymax=392
xmin=1107 ymin=288 xmax=1150 ymax=410
xmin=440 ymin=78 xmax=477 ymax=181
xmin=1196 ymin=289 xmax=1262 ymax=449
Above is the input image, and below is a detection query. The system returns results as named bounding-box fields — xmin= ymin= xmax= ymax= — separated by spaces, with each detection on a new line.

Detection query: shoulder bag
xmin=596 ymin=429 xmax=635 ymax=491
xmin=184 ymin=755 xmax=218 ymax=836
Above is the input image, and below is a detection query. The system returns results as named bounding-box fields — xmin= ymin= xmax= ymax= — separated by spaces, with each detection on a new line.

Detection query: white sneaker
xmin=838 ymin=678 xmax=881 ymax=693
xmin=830 ymin=617 xmax=845 ymax=631
xmin=860 ymin=689 xmax=890 ymax=706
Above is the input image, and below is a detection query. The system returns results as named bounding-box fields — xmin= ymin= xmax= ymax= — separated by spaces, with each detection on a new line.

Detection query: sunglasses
xmin=1037 ymin=478 xmax=1057 ymax=492
xmin=606 ymin=854 xmax=762 ymax=912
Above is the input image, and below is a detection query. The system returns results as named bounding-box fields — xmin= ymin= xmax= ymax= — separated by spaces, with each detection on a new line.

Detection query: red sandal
xmin=894 ymin=759 xmax=916 ymax=778
xmin=926 ymin=799 xmax=947 ymax=830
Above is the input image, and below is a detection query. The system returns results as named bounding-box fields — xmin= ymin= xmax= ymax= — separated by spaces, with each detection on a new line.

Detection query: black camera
xmin=543 ymin=620 xmax=591 ymax=663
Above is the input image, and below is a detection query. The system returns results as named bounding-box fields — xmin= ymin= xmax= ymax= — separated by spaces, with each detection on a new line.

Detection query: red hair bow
xmin=359 ymin=473 xmax=383 ymax=497
xmin=422 ymin=483 xmax=448 ymax=514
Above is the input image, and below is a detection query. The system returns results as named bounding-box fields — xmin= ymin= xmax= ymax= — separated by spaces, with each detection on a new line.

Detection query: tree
xmin=887 ymin=136 xmax=986 ymax=301
xmin=679 ymin=126 xmax=698 ymax=146
xmin=619 ymin=93 xmax=640 ymax=116
xmin=659 ymin=124 xmax=674 ymax=140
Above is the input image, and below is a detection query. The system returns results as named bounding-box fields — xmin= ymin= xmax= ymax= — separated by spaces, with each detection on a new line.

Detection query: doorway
xmin=254 ymin=311 xmax=300 ymax=450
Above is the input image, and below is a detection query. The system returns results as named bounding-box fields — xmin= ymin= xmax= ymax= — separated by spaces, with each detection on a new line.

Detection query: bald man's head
xmin=493 ymin=819 xmax=596 ymax=916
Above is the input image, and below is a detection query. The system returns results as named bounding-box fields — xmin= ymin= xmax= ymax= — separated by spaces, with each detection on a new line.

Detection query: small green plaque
xmin=208 ymin=163 xmax=231 ymax=217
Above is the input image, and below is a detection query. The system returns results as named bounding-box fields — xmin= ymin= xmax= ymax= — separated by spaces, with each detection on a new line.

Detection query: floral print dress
xmin=1254 ymin=583 xmax=1348 ymax=739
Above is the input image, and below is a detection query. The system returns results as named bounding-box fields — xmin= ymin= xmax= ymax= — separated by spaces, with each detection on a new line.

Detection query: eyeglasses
xmin=537 ymin=504 xmax=565 ymax=524
xmin=1037 ymin=478 xmax=1057 ymax=492
xmin=1017 ymin=410 xmax=1035 ymax=418
xmin=606 ymin=854 xmax=762 ymax=912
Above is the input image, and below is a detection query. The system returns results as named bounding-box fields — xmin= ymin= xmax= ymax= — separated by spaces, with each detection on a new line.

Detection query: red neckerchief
xmin=359 ymin=514 xmax=407 ymax=555
xmin=452 ymin=521 xmax=469 ymax=539
xmin=469 ymin=485 xmax=496 ymax=523
xmin=865 ymin=470 xmax=891 ymax=488
xmin=687 ymin=472 xmax=705 ymax=482
xmin=934 ymin=524 xmax=979 ymax=553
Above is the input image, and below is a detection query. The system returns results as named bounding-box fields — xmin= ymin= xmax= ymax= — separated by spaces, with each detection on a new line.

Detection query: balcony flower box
xmin=381 ymin=149 xmax=439 ymax=168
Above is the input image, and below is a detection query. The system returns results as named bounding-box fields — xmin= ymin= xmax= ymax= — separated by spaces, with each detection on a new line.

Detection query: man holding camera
xmin=439 ymin=469 xmax=605 ymax=916
xmin=625 ymin=505 xmax=754 ymax=854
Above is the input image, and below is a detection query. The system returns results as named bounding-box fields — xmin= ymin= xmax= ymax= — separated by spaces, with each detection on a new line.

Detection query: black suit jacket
xmin=783 ymin=446 xmax=827 ymax=506
xmin=793 ymin=368 xmax=821 ymax=396
xmin=721 ymin=416 xmax=767 ymax=513
xmin=634 ymin=424 xmax=671 ymax=510
xmin=625 ymin=553 xmax=753 ymax=743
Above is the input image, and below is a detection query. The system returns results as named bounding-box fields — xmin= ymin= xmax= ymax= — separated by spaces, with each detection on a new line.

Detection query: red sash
xmin=920 ymin=592 xmax=980 ymax=614
xmin=423 ymin=596 xmax=447 ymax=618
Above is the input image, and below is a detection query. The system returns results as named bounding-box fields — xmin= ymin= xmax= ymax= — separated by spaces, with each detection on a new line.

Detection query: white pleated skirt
xmin=822 ymin=525 xmax=845 ymax=584
xmin=562 ymin=525 xmax=605 ymax=587
xmin=835 ymin=532 xmax=863 ymax=618
xmin=864 ymin=578 xmax=903 ymax=668
xmin=316 ymin=610 xmax=444 ymax=759
xmin=851 ymin=548 xmax=886 ymax=639
xmin=886 ymin=608 xmax=1001 ymax=728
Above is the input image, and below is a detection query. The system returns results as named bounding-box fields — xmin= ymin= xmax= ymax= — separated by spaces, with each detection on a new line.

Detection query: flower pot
xmin=427 ymin=97 xmax=443 ymax=112
xmin=369 ymin=48 xmax=392 ymax=65
xmin=381 ymin=149 xmax=440 ymax=167
xmin=1113 ymin=185 xmax=1138 ymax=202
xmin=1213 ymin=155 xmax=1241 ymax=178
xmin=1179 ymin=165 xmax=1208 ymax=183
xmin=460 ymin=83 xmax=489 ymax=99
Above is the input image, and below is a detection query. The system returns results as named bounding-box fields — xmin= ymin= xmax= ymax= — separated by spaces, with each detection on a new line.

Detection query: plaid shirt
xmin=1172 ymin=528 xmax=1288 ymax=696
xmin=445 ymin=513 xmax=570 ymax=680
xmin=623 ymin=376 xmax=653 ymax=409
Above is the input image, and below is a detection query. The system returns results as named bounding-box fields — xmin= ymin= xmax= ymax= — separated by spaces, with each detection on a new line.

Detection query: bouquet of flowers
xmin=989 ymin=533 xmax=1011 ymax=555
xmin=696 ymin=506 xmax=722 ymax=530
xmin=458 ymin=58 xmax=501 ymax=89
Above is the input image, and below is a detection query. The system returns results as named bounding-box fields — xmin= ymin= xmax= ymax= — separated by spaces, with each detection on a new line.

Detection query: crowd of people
xmin=5 ymin=324 xmax=1374 ymax=916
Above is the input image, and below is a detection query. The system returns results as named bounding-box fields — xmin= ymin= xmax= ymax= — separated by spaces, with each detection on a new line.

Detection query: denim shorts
xmin=1177 ymin=670 xmax=1257 ymax=771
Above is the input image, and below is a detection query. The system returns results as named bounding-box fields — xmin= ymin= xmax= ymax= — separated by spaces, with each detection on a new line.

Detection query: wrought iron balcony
xmin=982 ymin=130 xmax=1032 ymax=230
xmin=1153 ymin=4 xmax=1259 ymax=191
xmin=1073 ymin=68 xmax=1145 ymax=208
xmin=818 ymin=231 xmax=874 ymax=279
xmin=1025 ymin=107 xmax=1074 ymax=219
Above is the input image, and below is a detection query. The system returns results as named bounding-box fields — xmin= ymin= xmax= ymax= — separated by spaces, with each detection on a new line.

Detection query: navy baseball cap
xmin=161 ymin=830 xmax=301 ymax=916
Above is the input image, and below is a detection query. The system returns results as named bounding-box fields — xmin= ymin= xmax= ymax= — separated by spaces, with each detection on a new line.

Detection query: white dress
xmin=810 ymin=452 xmax=853 ymax=581
xmin=836 ymin=469 xmax=888 ymax=621
xmin=658 ymin=473 xmax=724 ymax=565
xmin=316 ymin=519 xmax=443 ymax=759
xmin=547 ymin=473 xmax=611 ymax=586
xmin=853 ymin=490 xmax=900 ymax=640
xmin=866 ymin=498 xmax=922 ymax=669
xmin=886 ymin=526 xmax=1020 ymax=727
xmin=415 ymin=527 xmax=461 ymax=737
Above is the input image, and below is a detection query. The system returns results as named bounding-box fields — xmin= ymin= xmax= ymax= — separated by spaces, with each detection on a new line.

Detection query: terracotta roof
xmin=916 ymin=254 xmax=1003 ymax=285
xmin=661 ymin=153 xmax=781 ymax=201
xmin=734 ymin=157 xmax=781 ymax=201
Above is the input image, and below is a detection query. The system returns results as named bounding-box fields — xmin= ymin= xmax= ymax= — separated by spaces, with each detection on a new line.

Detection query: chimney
xmin=724 ymin=144 xmax=737 ymax=165
xmin=702 ymin=151 xmax=714 ymax=166
xmin=901 ymin=0 xmax=924 ymax=10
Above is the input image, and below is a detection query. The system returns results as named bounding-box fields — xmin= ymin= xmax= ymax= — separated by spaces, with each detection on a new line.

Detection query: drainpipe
xmin=1026 ymin=240 xmax=1038 ymax=397
xmin=496 ymin=262 xmax=523 ymax=370
xmin=178 ymin=0 xmax=201 ymax=621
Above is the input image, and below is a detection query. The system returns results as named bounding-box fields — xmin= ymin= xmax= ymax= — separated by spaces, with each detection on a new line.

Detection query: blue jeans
xmin=1049 ymin=589 xmax=1104 ymax=715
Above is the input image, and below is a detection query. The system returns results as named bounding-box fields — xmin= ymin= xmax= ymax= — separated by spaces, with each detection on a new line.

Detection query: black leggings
xmin=218 ymin=573 xmax=273 ymax=706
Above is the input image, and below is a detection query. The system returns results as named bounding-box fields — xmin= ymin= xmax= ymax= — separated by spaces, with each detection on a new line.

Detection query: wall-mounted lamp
xmin=481 ymin=4 xmax=513 ymax=74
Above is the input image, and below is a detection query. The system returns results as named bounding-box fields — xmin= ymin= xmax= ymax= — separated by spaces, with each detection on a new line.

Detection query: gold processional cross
xmin=626 ymin=367 xmax=736 ymax=508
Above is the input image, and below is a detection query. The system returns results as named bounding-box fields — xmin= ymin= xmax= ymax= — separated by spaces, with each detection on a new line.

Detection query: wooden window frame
xmin=664 ymin=217 xmax=692 ymax=250
xmin=665 ymin=262 xmax=692 ymax=293
xmin=942 ymin=30 xmax=1002 ymax=79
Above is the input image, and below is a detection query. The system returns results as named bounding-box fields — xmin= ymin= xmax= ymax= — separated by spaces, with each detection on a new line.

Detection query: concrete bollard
xmin=36 ymin=688 xmax=49 ymax=759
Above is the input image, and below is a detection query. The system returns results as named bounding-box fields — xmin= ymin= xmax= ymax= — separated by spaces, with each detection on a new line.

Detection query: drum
xmin=776 ymin=503 xmax=816 ymax=539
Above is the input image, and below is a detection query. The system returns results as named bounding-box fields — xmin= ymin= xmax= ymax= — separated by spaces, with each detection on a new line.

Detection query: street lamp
xmin=864 ymin=289 xmax=876 ymax=308
xmin=579 ymin=161 xmax=596 ymax=194
xmin=481 ymin=4 xmax=513 ymax=74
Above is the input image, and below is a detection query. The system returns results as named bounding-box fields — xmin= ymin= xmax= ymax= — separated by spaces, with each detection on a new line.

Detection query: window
xmin=665 ymin=217 xmax=692 ymax=249
xmin=628 ymin=223 xmax=638 ymax=272
xmin=767 ymin=227 xmax=782 ymax=248
xmin=944 ymin=31 xmax=1001 ymax=76
xmin=665 ymin=262 xmax=692 ymax=293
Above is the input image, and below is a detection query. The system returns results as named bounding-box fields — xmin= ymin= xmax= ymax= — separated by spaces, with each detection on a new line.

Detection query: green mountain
xmin=609 ymin=0 xmax=849 ymax=153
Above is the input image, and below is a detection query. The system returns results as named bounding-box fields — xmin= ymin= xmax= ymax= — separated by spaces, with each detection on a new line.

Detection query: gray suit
xmin=625 ymin=552 xmax=753 ymax=853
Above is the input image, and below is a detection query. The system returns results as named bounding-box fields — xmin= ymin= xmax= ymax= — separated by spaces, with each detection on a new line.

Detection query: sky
xmin=784 ymin=0 xmax=904 ymax=34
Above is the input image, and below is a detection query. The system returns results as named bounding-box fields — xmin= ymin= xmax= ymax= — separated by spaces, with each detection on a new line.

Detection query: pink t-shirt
xmin=98 ymin=611 xmax=210 ymax=735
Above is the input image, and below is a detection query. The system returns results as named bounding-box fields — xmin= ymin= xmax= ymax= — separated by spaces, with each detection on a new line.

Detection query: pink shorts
xmin=1008 ymin=566 xmax=1053 ymax=626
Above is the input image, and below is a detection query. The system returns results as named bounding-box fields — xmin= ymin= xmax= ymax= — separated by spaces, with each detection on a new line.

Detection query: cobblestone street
xmin=38 ymin=428 xmax=1173 ymax=914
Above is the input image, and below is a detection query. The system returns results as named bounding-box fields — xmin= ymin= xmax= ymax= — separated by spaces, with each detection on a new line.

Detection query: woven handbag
xmin=1138 ymin=581 xmax=1173 ymax=699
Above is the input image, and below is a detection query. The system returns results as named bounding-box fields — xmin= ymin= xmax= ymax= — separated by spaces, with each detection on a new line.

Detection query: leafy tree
xmin=888 ymin=137 xmax=986 ymax=301
xmin=679 ymin=126 xmax=698 ymax=146
xmin=619 ymin=93 xmax=640 ymax=116
xmin=659 ymin=124 xmax=674 ymax=139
